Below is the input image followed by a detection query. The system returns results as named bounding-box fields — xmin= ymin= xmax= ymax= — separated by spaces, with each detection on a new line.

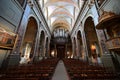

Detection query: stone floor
xmin=52 ymin=60 xmax=69 ymax=80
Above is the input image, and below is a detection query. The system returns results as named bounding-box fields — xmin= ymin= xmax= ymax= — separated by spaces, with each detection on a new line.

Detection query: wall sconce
xmin=51 ymin=51 xmax=55 ymax=57
xmin=91 ymin=44 xmax=96 ymax=51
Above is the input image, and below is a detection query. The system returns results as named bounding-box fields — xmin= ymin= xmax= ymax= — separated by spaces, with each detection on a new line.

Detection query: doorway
xmin=57 ymin=45 xmax=65 ymax=59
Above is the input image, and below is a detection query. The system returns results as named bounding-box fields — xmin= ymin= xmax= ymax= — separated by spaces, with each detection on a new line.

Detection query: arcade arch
xmin=20 ymin=17 xmax=38 ymax=63
xmin=84 ymin=17 xmax=101 ymax=63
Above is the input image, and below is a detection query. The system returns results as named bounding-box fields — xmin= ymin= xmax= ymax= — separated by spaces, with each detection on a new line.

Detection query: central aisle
xmin=52 ymin=60 xmax=69 ymax=80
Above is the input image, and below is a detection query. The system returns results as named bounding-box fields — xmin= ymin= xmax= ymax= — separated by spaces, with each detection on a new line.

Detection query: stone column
xmin=47 ymin=39 xmax=50 ymax=58
xmin=65 ymin=44 xmax=67 ymax=58
xmin=55 ymin=44 xmax=58 ymax=58
xmin=76 ymin=37 xmax=80 ymax=59
xmin=71 ymin=38 xmax=74 ymax=58
xmin=33 ymin=30 xmax=40 ymax=62
xmin=82 ymin=31 xmax=89 ymax=62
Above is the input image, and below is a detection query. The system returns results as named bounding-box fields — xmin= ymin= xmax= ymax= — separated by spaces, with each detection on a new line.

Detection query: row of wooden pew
xmin=0 ymin=58 xmax=59 ymax=80
xmin=63 ymin=58 xmax=119 ymax=80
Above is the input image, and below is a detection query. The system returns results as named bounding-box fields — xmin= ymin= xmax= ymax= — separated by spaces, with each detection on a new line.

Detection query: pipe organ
xmin=53 ymin=28 xmax=69 ymax=44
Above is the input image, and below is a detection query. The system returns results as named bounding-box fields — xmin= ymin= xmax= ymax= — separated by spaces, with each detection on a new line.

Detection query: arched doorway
xmin=77 ymin=31 xmax=84 ymax=59
xmin=20 ymin=17 xmax=38 ymax=63
xmin=84 ymin=17 xmax=100 ymax=63
xmin=39 ymin=31 xmax=45 ymax=58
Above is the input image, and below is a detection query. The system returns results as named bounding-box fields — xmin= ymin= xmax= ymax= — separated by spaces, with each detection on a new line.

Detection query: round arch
xmin=20 ymin=16 xmax=38 ymax=64
xmin=84 ymin=16 xmax=101 ymax=64
xmin=28 ymin=14 xmax=39 ymax=30
xmin=82 ymin=14 xmax=94 ymax=30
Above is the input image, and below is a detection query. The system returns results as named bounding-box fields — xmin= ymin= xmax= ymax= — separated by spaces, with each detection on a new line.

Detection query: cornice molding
xmin=98 ymin=0 xmax=111 ymax=11
xmin=71 ymin=0 xmax=89 ymax=36
xmin=33 ymin=0 xmax=51 ymax=37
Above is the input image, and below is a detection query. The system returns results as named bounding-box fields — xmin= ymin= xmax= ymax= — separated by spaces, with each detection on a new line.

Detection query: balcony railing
xmin=106 ymin=37 xmax=120 ymax=50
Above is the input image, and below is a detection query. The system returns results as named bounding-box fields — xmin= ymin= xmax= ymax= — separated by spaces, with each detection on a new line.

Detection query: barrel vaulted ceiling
xmin=38 ymin=0 xmax=85 ymax=32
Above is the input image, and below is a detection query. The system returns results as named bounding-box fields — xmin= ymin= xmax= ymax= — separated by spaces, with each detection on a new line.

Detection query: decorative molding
xmin=88 ymin=0 xmax=95 ymax=8
xmin=98 ymin=0 xmax=111 ymax=11
xmin=34 ymin=0 xmax=51 ymax=35
xmin=11 ymin=0 xmax=24 ymax=12
xmin=71 ymin=0 xmax=89 ymax=35
xmin=0 ymin=16 xmax=16 ymax=30
xmin=33 ymin=0 xmax=51 ymax=37
xmin=99 ymin=11 xmax=116 ymax=22
xmin=96 ymin=10 xmax=120 ymax=29
xmin=27 ymin=0 xmax=34 ymax=8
